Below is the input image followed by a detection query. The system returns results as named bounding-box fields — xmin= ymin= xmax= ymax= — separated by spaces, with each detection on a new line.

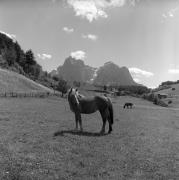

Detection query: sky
xmin=0 ymin=0 xmax=179 ymax=88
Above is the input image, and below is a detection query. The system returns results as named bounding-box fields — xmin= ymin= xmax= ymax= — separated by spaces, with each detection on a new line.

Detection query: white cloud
xmin=162 ymin=14 xmax=167 ymax=19
xmin=62 ymin=27 xmax=74 ymax=33
xmin=82 ymin=34 xmax=98 ymax=41
xmin=148 ymin=86 xmax=157 ymax=89
xmin=129 ymin=67 xmax=154 ymax=78
xmin=67 ymin=0 xmax=134 ymax=22
xmin=67 ymin=0 xmax=107 ymax=22
xmin=168 ymin=68 xmax=179 ymax=74
xmin=90 ymin=68 xmax=98 ymax=82
xmin=70 ymin=50 xmax=86 ymax=60
xmin=0 ymin=30 xmax=16 ymax=41
xmin=162 ymin=7 xmax=179 ymax=20
xmin=37 ymin=53 xmax=52 ymax=60
xmin=133 ymin=78 xmax=140 ymax=83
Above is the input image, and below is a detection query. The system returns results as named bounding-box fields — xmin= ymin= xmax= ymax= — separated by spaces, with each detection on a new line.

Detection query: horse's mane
xmin=68 ymin=88 xmax=79 ymax=104
xmin=69 ymin=88 xmax=85 ymax=98
xmin=76 ymin=93 xmax=85 ymax=99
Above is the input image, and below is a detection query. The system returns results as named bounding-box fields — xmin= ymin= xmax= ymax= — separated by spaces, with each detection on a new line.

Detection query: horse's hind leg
xmin=108 ymin=119 xmax=112 ymax=134
xmin=99 ymin=110 xmax=107 ymax=134
xmin=101 ymin=109 xmax=112 ymax=134
xmin=107 ymin=109 xmax=112 ymax=134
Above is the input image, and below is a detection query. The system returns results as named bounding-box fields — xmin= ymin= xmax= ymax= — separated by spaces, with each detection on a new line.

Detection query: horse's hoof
xmin=108 ymin=130 xmax=112 ymax=134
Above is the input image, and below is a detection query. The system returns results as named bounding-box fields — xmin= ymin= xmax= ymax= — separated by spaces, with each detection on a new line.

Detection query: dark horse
xmin=123 ymin=102 xmax=133 ymax=109
xmin=67 ymin=88 xmax=114 ymax=134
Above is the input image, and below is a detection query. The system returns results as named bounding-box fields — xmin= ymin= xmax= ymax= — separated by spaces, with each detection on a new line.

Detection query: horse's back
xmin=94 ymin=96 xmax=111 ymax=110
xmin=78 ymin=96 xmax=98 ymax=114
xmin=78 ymin=95 xmax=110 ymax=113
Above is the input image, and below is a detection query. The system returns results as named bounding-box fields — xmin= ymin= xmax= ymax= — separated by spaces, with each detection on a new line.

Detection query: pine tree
xmin=25 ymin=49 xmax=36 ymax=66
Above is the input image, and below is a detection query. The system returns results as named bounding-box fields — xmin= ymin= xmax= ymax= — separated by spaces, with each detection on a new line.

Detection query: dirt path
xmin=0 ymin=97 xmax=178 ymax=179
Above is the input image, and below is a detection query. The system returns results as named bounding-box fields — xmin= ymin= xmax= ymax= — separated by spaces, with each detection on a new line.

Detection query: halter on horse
xmin=68 ymin=88 xmax=113 ymax=134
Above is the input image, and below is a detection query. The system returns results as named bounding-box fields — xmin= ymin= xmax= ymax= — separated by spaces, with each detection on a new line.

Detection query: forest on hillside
xmin=0 ymin=32 xmax=70 ymax=95
xmin=0 ymin=33 xmax=41 ymax=79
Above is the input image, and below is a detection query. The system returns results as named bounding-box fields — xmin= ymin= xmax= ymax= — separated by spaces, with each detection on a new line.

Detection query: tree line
xmin=0 ymin=33 xmax=42 ymax=80
xmin=101 ymin=85 xmax=150 ymax=95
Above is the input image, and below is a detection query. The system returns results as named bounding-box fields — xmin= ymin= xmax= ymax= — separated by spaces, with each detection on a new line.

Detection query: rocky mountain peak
xmin=52 ymin=58 xmax=138 ymax=86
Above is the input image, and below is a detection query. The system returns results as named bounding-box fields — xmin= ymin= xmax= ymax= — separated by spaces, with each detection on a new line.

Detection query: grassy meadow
xmin=0 ymin=95 xmax=178 ymax=180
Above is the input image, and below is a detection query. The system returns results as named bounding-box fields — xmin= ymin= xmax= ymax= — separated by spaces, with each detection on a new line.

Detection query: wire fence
xmin=0 ymin=91 xmax=62 ymax=98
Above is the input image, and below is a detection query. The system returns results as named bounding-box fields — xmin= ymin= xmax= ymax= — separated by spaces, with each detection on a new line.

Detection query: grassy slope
xmin=0 ymin=95 xmax=178 ymax=179
xmin=0 ymin=68 xmax=53 ymax=93
xmin=157 ymin=84 xmax=179 ymax=96
xmin=156 ymin=84 xmax=179 ymax=108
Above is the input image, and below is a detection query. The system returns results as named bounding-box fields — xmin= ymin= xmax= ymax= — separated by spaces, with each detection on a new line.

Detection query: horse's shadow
xmin=54 ymin=130 xmax=108 ymax=137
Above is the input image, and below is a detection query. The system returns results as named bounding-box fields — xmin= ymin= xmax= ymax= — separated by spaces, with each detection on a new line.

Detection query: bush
xmin=56 ymin=79 xmax=69 ymax=97
xmin=52 ymin=75 xmax=60 ymax=82
xmin=142 ymin=93 xmax=168 ymax=107
xmin=116 ymin=85 xmax=150 ymax=96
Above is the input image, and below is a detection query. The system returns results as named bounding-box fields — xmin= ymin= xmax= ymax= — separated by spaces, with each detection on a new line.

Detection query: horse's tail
xmin=108 ymin=98 xmax=113 ymax=124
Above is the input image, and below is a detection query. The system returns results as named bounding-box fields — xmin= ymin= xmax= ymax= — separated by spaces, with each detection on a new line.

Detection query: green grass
xmin=0 ymin=68 xmax=52 ymax=93
xmin=0 ymin=96 xmax=178 ymax=179
xmin=157 ymin=83 xmax=179 ymax=97
xmin=155 ymin=83 xmax=179 ymax=108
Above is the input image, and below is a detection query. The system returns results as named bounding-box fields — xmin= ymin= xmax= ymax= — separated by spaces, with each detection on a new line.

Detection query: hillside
xmin=0 ymin=32 xmax=57 ymax=90
xmin=156 ymin=83 xmax=179 ymax=96
xmin=0 ymin=32 xmax=40 ymax=76
xmin=155 ymin=83 xmax=179 ymax=108
xmin=0 ymin=68 xmax=52 ymax=93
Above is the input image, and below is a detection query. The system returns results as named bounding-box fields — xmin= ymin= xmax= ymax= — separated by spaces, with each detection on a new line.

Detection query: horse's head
xmin=68 ymin=88 xmax=80 ymax=109
xmin=68 ymin=88 xmax=78 ymax=96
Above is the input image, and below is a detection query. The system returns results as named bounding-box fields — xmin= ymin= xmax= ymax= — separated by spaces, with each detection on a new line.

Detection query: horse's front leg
xmin=75 ymin=113 xmax=79 ymax=131
xmin=78 ymin=113 xmax=83 ymax=132
xmin=75 ymin=112 xmax=83 ymax=132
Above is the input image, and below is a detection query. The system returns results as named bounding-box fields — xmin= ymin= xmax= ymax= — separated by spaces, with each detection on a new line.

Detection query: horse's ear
xmin=69 ymin=88 xmax=72 ymax=93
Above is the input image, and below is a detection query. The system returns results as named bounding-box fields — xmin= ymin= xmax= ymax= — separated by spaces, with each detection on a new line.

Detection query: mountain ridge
xmin=52 ymin=57 xmax=138 ymax=86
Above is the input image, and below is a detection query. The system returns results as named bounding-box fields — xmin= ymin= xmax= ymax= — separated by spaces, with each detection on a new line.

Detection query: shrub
xmin=56 ymin=79 xmax=69 ymax=97
xmin=142 ymin=93 xmax=168 ymax=107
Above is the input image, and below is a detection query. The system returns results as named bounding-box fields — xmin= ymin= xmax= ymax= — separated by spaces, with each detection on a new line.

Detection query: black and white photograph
xmin=0 ymin=0 xmax=179 ymax=179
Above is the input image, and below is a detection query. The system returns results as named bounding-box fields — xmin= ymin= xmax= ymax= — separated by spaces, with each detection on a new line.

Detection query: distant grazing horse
xmin=67 ymin=88 xmax=114 ymax=134
xmin=123 ymin=102 xmax=133 ymax=109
